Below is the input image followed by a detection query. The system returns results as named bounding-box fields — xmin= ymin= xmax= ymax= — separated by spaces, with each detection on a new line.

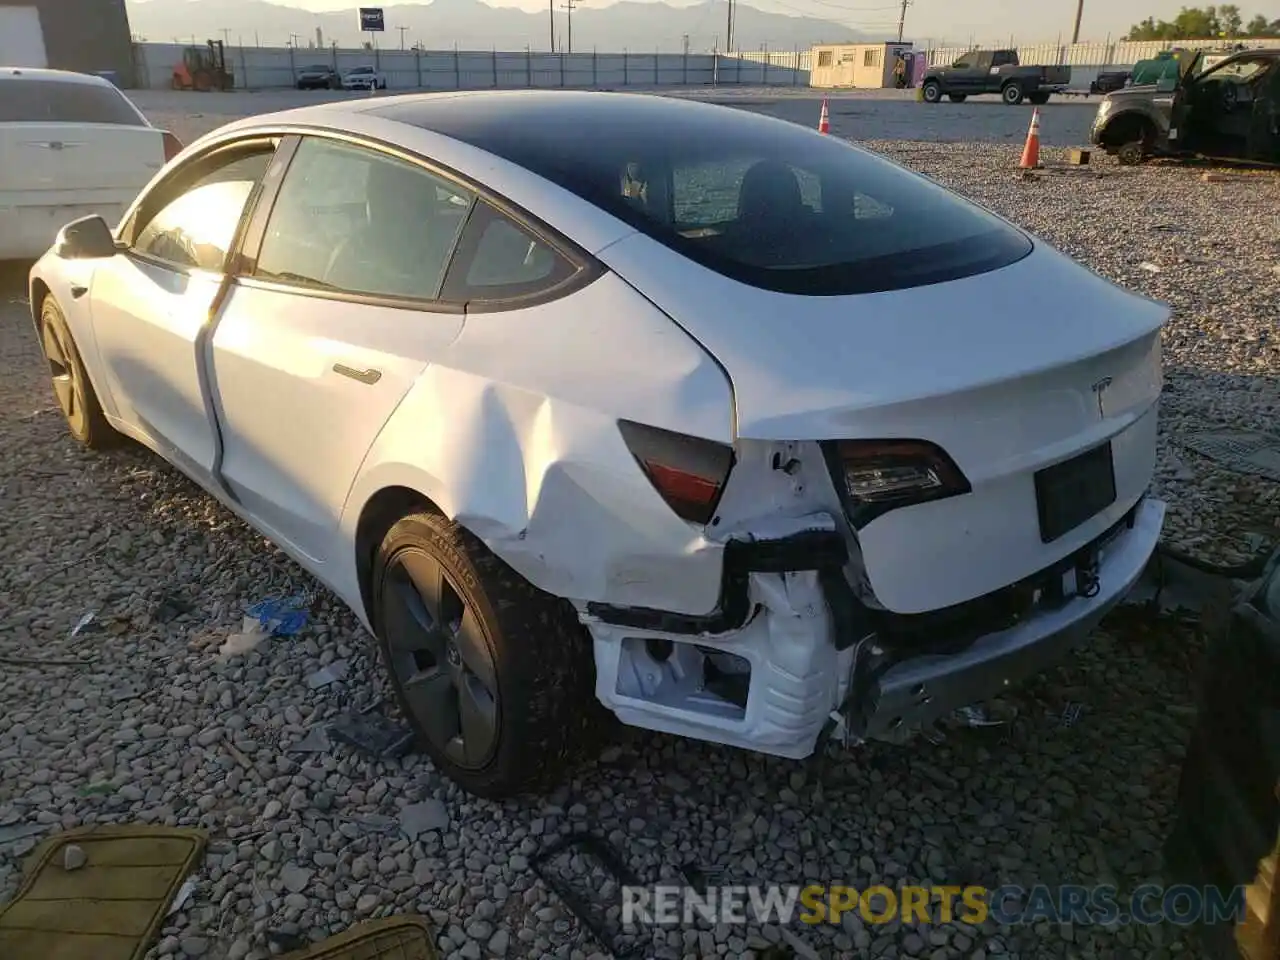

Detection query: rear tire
xmin=922 ymin=80 xmax=942 ymax=103
xmin=371 ymin=511 xmax=609 ymax=799
xmin=1002 ymin=82 xmax=1025 ymax=105
xmin=1028 ymin=91 xmax=1050 ymax=105
xmin=947 ymin=93 xmax=967 ymax=102
xmin=39 ymin=296 xmax=120 ymax=450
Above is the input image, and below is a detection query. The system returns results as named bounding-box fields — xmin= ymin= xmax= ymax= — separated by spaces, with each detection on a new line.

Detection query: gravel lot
xmin=3 ymin=92 xmax=1278 ymax=960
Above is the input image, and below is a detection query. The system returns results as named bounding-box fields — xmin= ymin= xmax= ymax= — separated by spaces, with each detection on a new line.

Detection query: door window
xmin=132 ymin=151 xmax=272 ymax=272
xmin=254 ymin=137 xmax=475 ymax=301
xmin=439 ymin=202 xmax=577 ymax=302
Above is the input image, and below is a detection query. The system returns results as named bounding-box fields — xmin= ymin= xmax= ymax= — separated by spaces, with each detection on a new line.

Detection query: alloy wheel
xmin=381 ymin=549 xmax=500 ymax=769
xmin=42 ymin=318 xmax=85 ymax=435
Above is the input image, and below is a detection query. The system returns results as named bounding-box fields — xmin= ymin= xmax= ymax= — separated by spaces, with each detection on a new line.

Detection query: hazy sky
xmin=281 ymin=0 xmax=1269 ymax=44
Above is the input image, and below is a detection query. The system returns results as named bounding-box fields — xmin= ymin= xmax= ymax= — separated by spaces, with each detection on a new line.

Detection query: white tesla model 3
xmin=28 ymin=91 xmax=1168 ymax=798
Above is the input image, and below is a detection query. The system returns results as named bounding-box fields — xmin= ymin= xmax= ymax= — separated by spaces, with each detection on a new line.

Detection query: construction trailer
xmin=809 ymin=42 xmax=916 ymax=88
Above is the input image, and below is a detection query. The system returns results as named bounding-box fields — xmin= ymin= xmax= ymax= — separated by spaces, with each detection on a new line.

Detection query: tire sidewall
xmin=1004 ymin=83 xmax=1024 ymax=104
xmin=40 ymin=298 xmax=90 ymax=443
xmin=923 ymin=81 xmax=941 ymax=103
xmin=370 ymin=515 xmax=523 ymax=795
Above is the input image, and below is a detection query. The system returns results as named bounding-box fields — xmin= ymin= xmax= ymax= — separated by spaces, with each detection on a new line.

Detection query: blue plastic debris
xmin=245 ymin=595 xmax=310 ymax=637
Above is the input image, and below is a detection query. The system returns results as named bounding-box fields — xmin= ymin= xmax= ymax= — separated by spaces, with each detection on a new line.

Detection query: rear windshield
xmin=0 ymin=79 xmax=144 ymax=125
xmin=391 ymin=96 xmax=1032 ymax=295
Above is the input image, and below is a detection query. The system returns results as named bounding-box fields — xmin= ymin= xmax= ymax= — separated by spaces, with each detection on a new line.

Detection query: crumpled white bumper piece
xmin=586 ymin=496 xmax=1165 ymax=757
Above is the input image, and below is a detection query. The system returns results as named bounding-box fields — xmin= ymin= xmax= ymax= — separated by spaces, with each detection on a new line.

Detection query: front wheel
xmin=371 ymin=511 xmax=608 ymax=799
xmin=1002 ymin=82 xmax=1025 ymax=105
xmin=921 ymin=80 xmax=942 ymax=103
xmin=39 ymin=296 xmax=120 ymax=449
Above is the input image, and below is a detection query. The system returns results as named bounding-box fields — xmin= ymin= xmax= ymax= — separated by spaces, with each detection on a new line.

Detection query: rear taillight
xmin=618 ymin=420 xmax=734 ymax=525
xmin=827 ymin=439 xmax=970 ymax=526
xmin=161 ymin=130 xmax=183 ymax=162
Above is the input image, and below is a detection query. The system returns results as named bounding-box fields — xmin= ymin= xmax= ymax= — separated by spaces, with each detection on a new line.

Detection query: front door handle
xmin=333 ymin=363 xmax=381 ymax=385
xmin=70 ymin=284 xmax=88 ymax=299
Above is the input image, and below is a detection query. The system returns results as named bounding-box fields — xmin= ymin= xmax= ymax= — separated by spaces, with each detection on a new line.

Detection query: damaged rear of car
xmin=413 ymin=95 xmax=1169 ymax=768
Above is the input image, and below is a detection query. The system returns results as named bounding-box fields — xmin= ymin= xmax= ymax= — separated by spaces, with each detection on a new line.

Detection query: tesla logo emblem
xmin=1091 ymin=377 xmax=1113 ymax=418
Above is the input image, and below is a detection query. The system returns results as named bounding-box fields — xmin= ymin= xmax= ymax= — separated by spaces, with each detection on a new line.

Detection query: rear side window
xmin=0 ymin=79 xmax=143 ymax=125
xmin=255 ymin=136 xmax=475 ymax=301
xmin=440 ymin=202 xmax=578 ymax=303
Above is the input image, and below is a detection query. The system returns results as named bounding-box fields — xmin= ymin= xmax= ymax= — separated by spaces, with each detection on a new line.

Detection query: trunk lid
xmin=0 ymin=122 xmax=164 ymax=202
xmin=600 ymin=234 xmax=1170 ymax=612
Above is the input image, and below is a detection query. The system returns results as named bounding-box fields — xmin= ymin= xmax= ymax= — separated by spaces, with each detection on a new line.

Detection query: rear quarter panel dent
xmin=338 ymin=274 xmax=735 ymax=615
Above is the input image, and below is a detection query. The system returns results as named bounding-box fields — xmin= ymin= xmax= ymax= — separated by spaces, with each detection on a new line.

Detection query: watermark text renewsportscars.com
xmin=621 ymin=883 xmax=1247 ymax=927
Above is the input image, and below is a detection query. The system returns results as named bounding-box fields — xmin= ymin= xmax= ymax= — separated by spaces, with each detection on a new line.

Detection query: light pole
xmin=560 ymin=0 xmax=577 ymax=54
xmin=1072 ymin=0 xmax=1084 ymax=43
xmin=397 ymin=25 xmax=408 ymax=49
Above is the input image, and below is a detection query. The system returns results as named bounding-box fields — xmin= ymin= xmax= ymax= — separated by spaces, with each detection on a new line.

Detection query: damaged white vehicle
xmin=29 ymin=91 xmax=1168 ymax=798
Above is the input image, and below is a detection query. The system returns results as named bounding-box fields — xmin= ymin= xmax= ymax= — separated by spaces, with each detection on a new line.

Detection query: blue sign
xmin=358 ymin=7 xmax=385 ymax=31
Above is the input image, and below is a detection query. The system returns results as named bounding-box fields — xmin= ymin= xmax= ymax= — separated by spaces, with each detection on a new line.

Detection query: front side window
xmin=0 ymin=79 xmax=144 ymax=124
xmin=953 ymin=57 xmax=973 ymax=69
xmin=255 ymin=137 xmax=474 ymax=300
xmin=133 ymin=151 xmax=271 ymax=272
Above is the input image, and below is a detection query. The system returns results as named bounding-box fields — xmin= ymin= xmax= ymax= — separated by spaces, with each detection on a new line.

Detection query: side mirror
xmin=54 ymin=215 xmax=119 ymax=260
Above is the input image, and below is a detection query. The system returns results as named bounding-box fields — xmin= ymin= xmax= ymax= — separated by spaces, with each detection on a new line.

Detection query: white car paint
xmin=30 ymin=93 xmax=1169 ymax=765
xmin=341 ymin=67 xmax=387 ymax=90
xmin=0 ymin=69 xmax=168 ymax=259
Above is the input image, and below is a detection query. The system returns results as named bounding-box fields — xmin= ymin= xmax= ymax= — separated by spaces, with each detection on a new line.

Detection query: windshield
xmin=0 ymin=79 xmax=145 ymax=124
xmin=350 ymin=67 xmax=372 ymax=74
xmin=304 ymin=65 xmax=329 ymax=72
xmin=377 ymin=94 xmax=1032 ymax=295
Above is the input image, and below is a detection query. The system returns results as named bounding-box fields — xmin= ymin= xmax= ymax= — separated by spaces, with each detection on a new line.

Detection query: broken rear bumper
xmin=584 ymin=496 xmax=1165 ymax=758
xmin=854 ymin=495 xmax=1165 ymax=739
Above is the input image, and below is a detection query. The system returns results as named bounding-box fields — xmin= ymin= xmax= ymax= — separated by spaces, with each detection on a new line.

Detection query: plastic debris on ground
xmin=306 ymin=659 xmax=350 ymax=689
xmin=530 ymin=833 xmax=650 ymax=958
xmin=289 ymin=726 xmax=332 ymax=754
xmin=246 ymin=594 xmax=312 ymax=637
xmin=1182 ymin=429 xmax=1280 ymax=483
xmin=69 ymin=611 xmax=97 ymax=638
xmin=328 ymin=711 xmax=415 ymax=759
xmin=1057 ymin=702 xmax=1084 ymax=728
xmin=399 ymin=800 xmax=449 ymax=841
xmin=166 ymin=876 xmax=196 ymax=916
xmin=217 ymin=617 xmax=272 ymax=661
xmin=1139 ymin=261 xmax=1162 ymax=273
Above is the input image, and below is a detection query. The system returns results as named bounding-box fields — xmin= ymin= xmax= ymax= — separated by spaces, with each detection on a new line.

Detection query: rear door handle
xmin=70 ymin=284 xmax=88 ymax=299
xmin=333 ymin=363 xmax=381 ymax=385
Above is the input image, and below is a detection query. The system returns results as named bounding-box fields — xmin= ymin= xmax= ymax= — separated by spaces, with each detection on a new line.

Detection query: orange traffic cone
xmin=1019 ymin=107 xmax=1042 ymax=169
xmin=818 ymin=97 xmax=830 ymax=134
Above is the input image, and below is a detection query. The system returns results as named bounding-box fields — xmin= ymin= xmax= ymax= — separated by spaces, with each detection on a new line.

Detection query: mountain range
xmin=126 ymin=0 xmax=867 ymax=54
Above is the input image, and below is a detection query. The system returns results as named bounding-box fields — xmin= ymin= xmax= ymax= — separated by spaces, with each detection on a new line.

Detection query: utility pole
xmin=725 ymin=0 xmax=734 ymax=52
xmin=896 ymin=0 xmax=910 ymax=42
xmin=549 ymin=0 xmax=555 ymax=51
xmin=220 ymin=27 xmax=231 ymax=48
xmin=397 ymin=25 xmax=408 ymax=49
xmin=560 ymin=0 xmax=576 ymax=54
xmin=682 ymin=33 xmax=690 ymax=55
xmin=1071 ymin=0 xmax=1084 ymax=43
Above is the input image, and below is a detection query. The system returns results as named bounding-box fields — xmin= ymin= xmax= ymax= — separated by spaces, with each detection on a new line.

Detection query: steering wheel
xmin=1221 ymin=82 xmax=1239 ymax=113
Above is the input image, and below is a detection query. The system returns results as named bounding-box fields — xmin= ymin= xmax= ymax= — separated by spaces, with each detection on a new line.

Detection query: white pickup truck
xmin=0 ymin=68 xmax=181 ymax=260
